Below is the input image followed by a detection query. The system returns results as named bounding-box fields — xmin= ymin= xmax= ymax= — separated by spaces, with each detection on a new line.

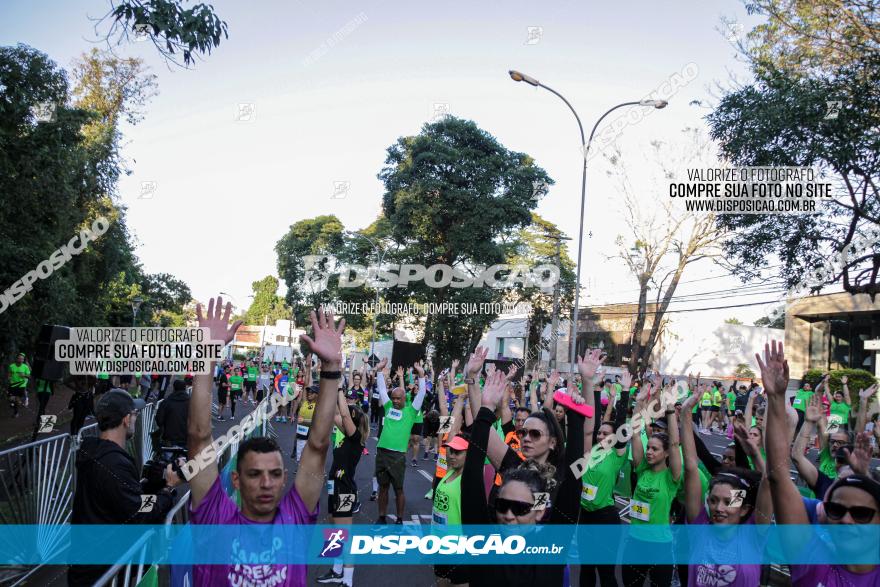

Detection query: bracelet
xmin=465 ymin=377 xmax=476 ymax=384
xmin=321 ymin=371 xmax=342 ymax=380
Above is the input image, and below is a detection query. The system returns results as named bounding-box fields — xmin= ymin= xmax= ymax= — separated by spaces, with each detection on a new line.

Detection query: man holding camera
xmin=68 ymin=388 xmax=182 ymax=586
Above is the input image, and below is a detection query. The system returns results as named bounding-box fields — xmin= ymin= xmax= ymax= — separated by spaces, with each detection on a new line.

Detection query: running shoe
xmin=411 ymin=459 xmax=417 ymax=467
xmin=370 ymin=491 xmax=377 ymax=501
xmin=316 ymin=569 xmax=343 ymax=584
xmin=375 ymin=515 xmax=387 ymax=524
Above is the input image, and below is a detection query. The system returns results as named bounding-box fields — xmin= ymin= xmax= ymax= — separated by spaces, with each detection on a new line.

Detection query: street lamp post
xmin=508 ymin=69 xmax=667 ymax=372
xmin=219 ymin=291 xmax=239 ymax=360
xmin=348 ymin=231 xmax=385 ymax=362
xmin=131 ymin=296 xmax=144 ymax=327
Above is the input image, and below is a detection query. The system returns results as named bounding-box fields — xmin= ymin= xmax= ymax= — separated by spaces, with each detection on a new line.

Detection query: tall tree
xmin=242 ymin=275 xmax=292 ymax=326
xmin=377 ymin=116 xmax=552 ymax=366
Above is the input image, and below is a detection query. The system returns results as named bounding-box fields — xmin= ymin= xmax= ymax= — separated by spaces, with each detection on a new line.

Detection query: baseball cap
xmin=443 ymin=435 xmax=469 ymax=451
xmin=95 ymin=389 xmax=145 ymax=423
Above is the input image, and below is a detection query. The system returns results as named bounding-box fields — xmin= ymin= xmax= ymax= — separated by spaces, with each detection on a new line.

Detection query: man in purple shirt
xmin=188 ymin=297 xmax=346 ymax=586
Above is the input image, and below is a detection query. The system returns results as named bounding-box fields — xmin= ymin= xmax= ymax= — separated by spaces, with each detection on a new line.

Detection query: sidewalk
xmin=0 ymin=383 xmax=82 ymax=450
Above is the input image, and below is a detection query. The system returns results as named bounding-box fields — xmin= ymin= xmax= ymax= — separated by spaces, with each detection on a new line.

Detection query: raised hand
xmin=805 ymin=393 xmax=822 ymax=423
xmin=505 ymin=364 xmax=519 ymax=381
xmin=620 ymin=370 xmax=633 ymax=390
xmin=842 ymin=432 xmax=873 ymax=476
xmin=681 ymin=388 xmax=700 ymax=413
xmin=859 ymin=384 xmax=877 ymax=401
xmin=841 ymin=375 xmax=848 ymax=385
xmin=577 ymin=348 xmax=605 ymax=381
xmin=480 ymin=370 xmax=507 ymax=409
xmin=755 ymin=341 xmax=789 ymax=399
xmin=413 ymin=360 xmax=425 ymax=378
xmin=466 ymin=346 xmax=488 ymax=378
xmin=298 ymin=310 xmax=345 ymax=367
xmin=451 ymin=358 xmax=460 ymax=371
xmin=548 ymin=369 xmax=561 ymax=391
xmin=376 ymin=357 xmax=388 ymax=372
xmin=733 ymin=418 xmax=759 ymax=457
xmin=196 ymin=296 xmax=243 ymax=346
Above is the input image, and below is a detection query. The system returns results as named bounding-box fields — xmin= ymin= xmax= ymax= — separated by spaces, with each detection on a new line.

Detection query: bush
xmin=734 ymin=363 xmax=756 ymax=378
xmin=803 ymin=368 xmax=877 ymax=403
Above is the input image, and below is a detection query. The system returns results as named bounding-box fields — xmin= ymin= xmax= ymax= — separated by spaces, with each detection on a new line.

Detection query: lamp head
xmin=639 ymin=99 xmax=669 ymax=109
xmin=509 ymin=70 xmax=540 ymax=87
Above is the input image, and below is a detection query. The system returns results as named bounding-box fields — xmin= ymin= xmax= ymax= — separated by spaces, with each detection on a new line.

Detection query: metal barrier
xmin=92 ymin=528 xmax=156 ymax=587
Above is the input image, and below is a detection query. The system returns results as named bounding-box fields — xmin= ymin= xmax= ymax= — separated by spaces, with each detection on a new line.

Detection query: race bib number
xmin=432 ymin=511 xmax=447 ymax=525
xmin=437 ymin=456 xmax=447 ymax=471
xmin=793 ymin=398 xmax=803 ymax=407
xmin=297 ymin=424 xmax=309 ymax=436
xmin=581 ymin=483 xmax=598 ymax=502
xmin=387 ymin=408 xmax=403 ymax=421
xmin=629 ymin=500 xmax=650 ymax=521
xmin=326 ymin=480 xmax=334 ymax=495
xmin=372 ymin=391 xmax=380 ymax=399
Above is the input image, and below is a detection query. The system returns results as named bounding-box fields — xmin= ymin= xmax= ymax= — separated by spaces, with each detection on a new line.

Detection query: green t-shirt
xmin=246 ymin=366 xmax=258 ymax=382
xmin=818 ymin=446 xmax=838 ymax=479
xmin=97 ymin=371 xmax=109 ymax=380
xmin=726 ymin=392 xmax=737 ymax=411
xmin=378 ymin=401 xmax=418 ymax=452
xmin=711 ymin=390 xmax=722 ymax=407
xmin=8 ymin=363 xmax=30 ymax=388
xmin=333 ymin=426 xmax=345 ymax=448
xmin=829 ymin=400 xmax=850 ymax=426
xmin=581 ymin=447 xmax=627 ymax=511
xmin=229 ymin=375 xmax=244 ymax=391
xmin=629 ymin=460 xmax=681 ymax=542
xmin=792 ymin=388 xmax=813 ymax=412
xmin=700 ymin=392 xmax=712 ymax=407
xmin=433 ymin=470 xmax=463 ymax=525
xmin=35 ymin=379 xmax=52 ymax=394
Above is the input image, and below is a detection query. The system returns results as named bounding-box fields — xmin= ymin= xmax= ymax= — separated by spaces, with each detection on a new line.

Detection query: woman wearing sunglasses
xmin=759 ymin=340 xmax=880 ymax=586
xmin=461 ymin=367 xmax=587 ymax=587
xmin=433 ymin=432 xmax=470 ymax=587
xmin=621 ymin=382 xmax=683 ymax=587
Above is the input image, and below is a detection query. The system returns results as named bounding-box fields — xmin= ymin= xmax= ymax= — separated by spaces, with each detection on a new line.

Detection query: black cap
xmin=95 ymin=389 xmax=145 ymax=426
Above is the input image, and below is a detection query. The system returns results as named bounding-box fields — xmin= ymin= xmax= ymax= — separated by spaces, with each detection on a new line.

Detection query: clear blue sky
xmin=2 ymin=1 xmax=783 ymax=324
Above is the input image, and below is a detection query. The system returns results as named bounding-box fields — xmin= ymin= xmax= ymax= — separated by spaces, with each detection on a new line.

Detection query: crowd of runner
xmin=5 ymin=296 xmax=880 ymax=586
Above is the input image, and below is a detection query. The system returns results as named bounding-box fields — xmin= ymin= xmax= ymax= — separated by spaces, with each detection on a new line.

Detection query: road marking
xmin=417 ymin=469 xmax=433 ymax=482
xmin=403 ymin=515 xmax=432 ymax=525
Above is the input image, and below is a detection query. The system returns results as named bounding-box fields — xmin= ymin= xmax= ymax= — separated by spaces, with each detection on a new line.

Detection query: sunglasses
xmin=516 ymin=428 xmax=545 ymax=441
xmin=824 ymin=502 xmax=878 ymax=524
xmin=495 ymin=498 xmax=533 ymax=517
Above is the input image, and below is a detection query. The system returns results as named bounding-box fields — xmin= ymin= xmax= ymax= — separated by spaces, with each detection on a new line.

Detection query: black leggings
xmin=580 ymin=505 xmax=619 ymax=587
xmin=621 ymin=538 xmax=675 ymax=587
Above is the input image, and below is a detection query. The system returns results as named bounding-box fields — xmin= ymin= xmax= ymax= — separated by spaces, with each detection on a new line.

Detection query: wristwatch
xmin=321 ymin=371 xmax=342 ymax=380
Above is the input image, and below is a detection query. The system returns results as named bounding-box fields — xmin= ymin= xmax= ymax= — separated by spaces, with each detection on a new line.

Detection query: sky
xmin=1 ymin=0 xmax=794 ymax=330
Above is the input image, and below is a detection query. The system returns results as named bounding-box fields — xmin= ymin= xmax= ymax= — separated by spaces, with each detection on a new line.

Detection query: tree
xmin=740 ymin=0 xmax=879 ymax=78
xmin=724 ymin=317 xmax=744 ymax=325
xmin=606 ymin=130 xmax=725 ymax=377
xmin=734 ymin=363 xmax=756 ymax=378
xmin=754 ymin=307 xmax=786 ymax=328
xmin=96 ymin=0 xmax=229 ymax=67
xmin=707 ymin=56 xmax=880 ymax=297
xmin=242 ymin=275 xmax=292 ymax=326
xmin=377 ymin=116 xmax=553 ymax=367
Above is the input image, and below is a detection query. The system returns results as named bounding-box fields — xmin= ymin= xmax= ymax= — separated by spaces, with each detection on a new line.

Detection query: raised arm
xmin=856 ymin=384 xmax=878 ymax=434
xmin=630 ymin=384 xmax=651 ymax=468
xmin=791 ymin=393 xmax=820 ymax=489
xmin=295 ymin=310 xmax=346 ymax=512
xmin=666 ymin=397 xmax=682 ymax=483
xmin=376 ymin=358 xmax=390 ymax=405
xmin=758 ymin=341 xmax=810 ymax=526
xmin=188 ymin=297 xmax=242 ymax=510
xmin=411 ymin=361 xmax=427 ymax=411
xmin=462 ymin=371 xmax=508 ymax=525
xmin=680 ymin=391 xmax=702 ymax=522
xmin=337 ymin=389 xmax=356 ymax=436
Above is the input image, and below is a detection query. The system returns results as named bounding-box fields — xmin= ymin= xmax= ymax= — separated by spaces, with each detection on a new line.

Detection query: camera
xmin=140 ymin=446 xmax=187 ymax=494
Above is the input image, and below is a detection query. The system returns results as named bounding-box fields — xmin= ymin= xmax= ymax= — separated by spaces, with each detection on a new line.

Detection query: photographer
xmin=154 ymin=379 xmax=190 ymax=448
xmin=68 ymin=389 xmax=182 ymax=587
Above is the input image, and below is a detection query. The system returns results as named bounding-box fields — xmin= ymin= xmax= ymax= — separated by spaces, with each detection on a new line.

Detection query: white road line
xmin=417 ymin=469 xmax=433 ymax=482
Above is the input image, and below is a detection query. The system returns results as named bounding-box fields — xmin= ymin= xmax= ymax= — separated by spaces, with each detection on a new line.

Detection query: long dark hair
xmin=525 ymin=408 xmax=565 ymax=467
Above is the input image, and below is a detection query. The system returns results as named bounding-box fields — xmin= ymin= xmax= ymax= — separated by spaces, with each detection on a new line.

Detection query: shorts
xmin=218 ymin=388 xmax=228 ymax=404
xmin=375 ymin=447 xmax=406 ymax=490
xmin=245 ymin=381 xmax=256 ymax=392
xmin=8 ymin=386 xmax=26 ymax=398
xmin=410 ymin=423 xmax=423 ymax=437
xmin=423 ymin=420 xmax=439 ymax=438
xmin=328 ymin=479 xmax=360 ymax=517
xmin=434 ymin=565 xmax=469 ymax=584
xmin=709 ymin=406 xmax=720 ymax=413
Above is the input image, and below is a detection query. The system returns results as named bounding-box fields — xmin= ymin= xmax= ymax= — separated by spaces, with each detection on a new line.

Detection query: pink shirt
xmin=190 ymin=477 xmax=317 ymax=586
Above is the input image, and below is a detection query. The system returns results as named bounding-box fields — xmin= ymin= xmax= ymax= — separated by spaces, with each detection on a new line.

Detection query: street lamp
xmin=508 ymin=69 xmax=668 ymax=372
xmin=347 ymin=231 xmax=386 ymax=362
xmin=131 ymin=296 xmax=144 ymax=327
xmin=219 ymin=291 xmax=239 ymax=360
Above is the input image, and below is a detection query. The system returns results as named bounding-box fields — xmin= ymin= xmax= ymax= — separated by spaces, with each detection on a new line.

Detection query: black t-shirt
xmin=812 ymin=470 xmax=835 ymax=500
xmin=330 ymin=428 xmax=363 ymax=488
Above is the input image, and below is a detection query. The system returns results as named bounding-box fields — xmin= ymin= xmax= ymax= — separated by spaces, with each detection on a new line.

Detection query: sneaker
xmin=370 ymin=491 xmax=377 ymax=501
xmin=411 ymin=459 xmax=417 ymax=468
xmin=394 ymin=518 xmax=403 ymax=525
xmin=375 ymin=515 xmax=387 ymax=524
xmin=218 ymin=416 xmax=225 ymax=422
xmin=316 ymin=569 xmax=344 ymax=584
xmin=422 ymin=451 xmax=429 ymax=460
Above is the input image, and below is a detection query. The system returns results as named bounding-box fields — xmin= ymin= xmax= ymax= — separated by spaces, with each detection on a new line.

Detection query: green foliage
xmin=803 ymin=368 xmax=877 ymax=402
xmin=104 ymin=0 xmax=229 ymax=67
xmin=242 ymin=275 xmax=292 ymax=326
xmin=725 ymin=317 xmax=744 ymax=325
xmin=734 ymin=363 xmax=755 ymax=378
xmin=754 ymin=308 xmax=785 ymax=328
